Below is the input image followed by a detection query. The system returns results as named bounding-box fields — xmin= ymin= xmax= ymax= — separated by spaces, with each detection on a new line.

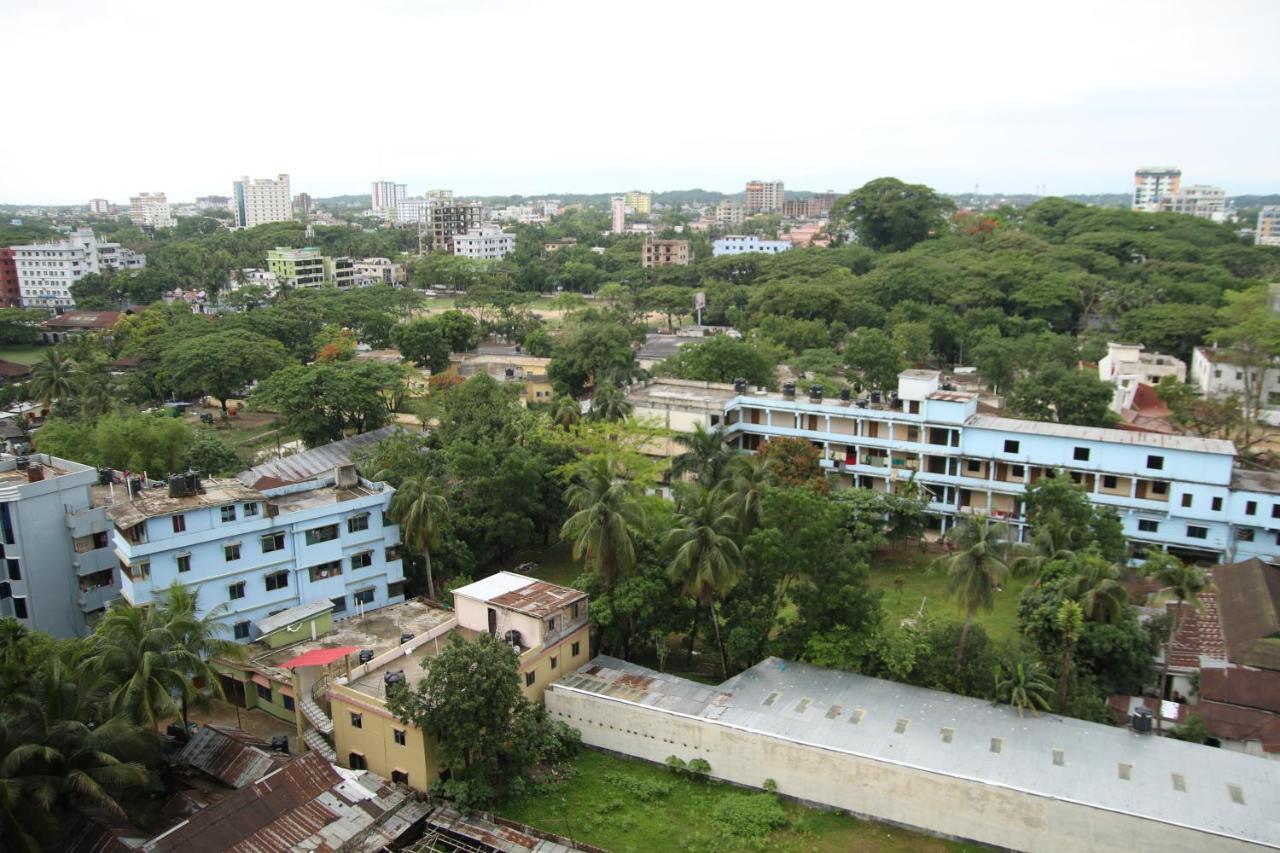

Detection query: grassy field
xmin=867 ymin=550 xmax=1029 ymax=644
xmin=499 ymin=749 xmax=979 ymax=853
xmin=493 ymin=540 xmax=584 ymax=587
xmin=0 ymin=345 xmax=44 ymax=365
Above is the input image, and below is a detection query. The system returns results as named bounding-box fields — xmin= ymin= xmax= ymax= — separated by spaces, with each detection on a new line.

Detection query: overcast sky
xmin=2 ymin=0 xmax=1277 ymax=204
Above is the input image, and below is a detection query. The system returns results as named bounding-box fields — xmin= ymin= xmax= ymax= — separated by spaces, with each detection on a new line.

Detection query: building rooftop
xmin=237 ymin=427 xmax=400 ymax=489
xmin=1231 ymin=467 xmax=1280 ymax=494
xmin=454 ymin=571 xmax=586 ymax=618
xmin=627 ymin=378 xmax=739 ymax=409
xmin=256 ymin=600 xmax=335 ymax=635
xmin=1214 ymin=557 xmax=1280 ymax=671
xmin=44 ymin=310 xmax=122 ymax=330
xmin=106 ymin=478 xmax=262 ymax=528
xmin=178 ymin=725 xmax=288 ymax=789
xmin=265 ymin=478 xmax=380 ymax=515
xmin=555 ymin=656 xmax=1280 ymax=849
xmin=964 ymin=415 xmax=1237 ymax=455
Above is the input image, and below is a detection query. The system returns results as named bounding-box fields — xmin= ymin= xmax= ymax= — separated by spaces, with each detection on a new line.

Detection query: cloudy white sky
xmin=2 ymin=0 xmax=1277 ymax=204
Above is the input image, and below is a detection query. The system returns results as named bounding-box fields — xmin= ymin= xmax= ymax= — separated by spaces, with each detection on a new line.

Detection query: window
xmin=550 ymin=655 xmax=558 ymax=670
xmin=304 ymin=525 xmax=339 ymax=545
xmin=348 ymin=753 xmax=367 ymax=770
xmin=177 ymin=554 xmax=191 ymax=573
xmin=1148 ymin=455 xmax=1164 ymax=470
xmin=1239 ymin=528 xmax=1255 ymax=542
xmin=1187 ymin=525 xmax=1208 ymax=540
xmin=547 ymin=616 xmax=557 ymax=633
xmin=391 ymin=769 xmax=409 ymax=785
xmin=1103 ymin=476 xmax=1117 ymax=489
xmin=1272 ymin=504 xmax=1279 ymax=519
xmin=172 ymin=514 xmax=186 ymax=533
xmin=570 ymin=601 xmax=580 ymax=620
xmin=393 ymin=728 xmax=406 ymax=745
xmin=220 ymin=505 xmax=236 ymax=523
xmin=261 ymin=532 xmax=286 ymax=553
xmin=225 ymin=544 xmax=240 ymax=561
xmin=6 ymin=560 xmax=18 ymax=581
xmin=309 ymin=561 xmax=342 ymax=581
xmin=244 ymin=502 xmax=259 ymax=517
xmin=229 ymin=581 xmax=245 ymax=600
xmin=525 ymin=671 xmax=535 ymax=687
xmin=283 ymin=695 xmax=294 ymax=711
xmin=1152 ymin=481 xmax=1168 ymax=495
xmin=1212 ymin=497 xmax=1223 ymax=512
xmin=13 ymin=597 xmax=27 ymax=619
xmin=1010 ymin=465 xmax=1025 ymax=478
xmin=350 ymin=712 xmax=362 ymax=729
xmin=347 ymin=514 xmax=369 ymax=534
xmin=354 ymin=587 xmax=374 ymax=605
xmin=331 ymin=595 xmax=347 ymax=613
xmin=1138 ymin=519 xmax=1159 ymax=533
xmin=572 ymin=641 xmax=581 ymax=657
xmin=1003 ymin=440 xmax=1019 ymax=453
xmin=966 ymin=459 xmax=981 ymax=473
xmin=265 ymin=570 xmax=289 ymax=591
xmin=1181 ymin=494 xmax=1193 ymax=508
xmin=256 ymin=683 xmax=272 ymax=701
xmin=1073 ymin=447 xmax=1090 ymax=462
xmin=350 ymin=551 xmax=373 ymax=571
xmin=1246 ymin=500 xmax=1257 ymax=516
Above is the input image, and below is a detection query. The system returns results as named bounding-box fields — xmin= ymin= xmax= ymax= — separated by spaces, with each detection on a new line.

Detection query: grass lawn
xmin=867 ymin=550 xmax=1029 ymax=645
xmin=492 ymin=540 xmax=584 ymax=587
xmin=0 ymin=345 xmax=44 ymax=365
xmin=499 ymin=749 xmax=979 ymax=853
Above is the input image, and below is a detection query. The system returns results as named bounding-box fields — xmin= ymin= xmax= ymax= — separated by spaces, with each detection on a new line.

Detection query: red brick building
xmin=0 ymin=248 xmax=20 ymax=307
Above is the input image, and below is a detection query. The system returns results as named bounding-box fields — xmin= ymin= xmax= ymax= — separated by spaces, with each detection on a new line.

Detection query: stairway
xmin=300 ymin=695 xmax=334 ymax=736
xmin=304 ymin=729 xmax=337 ymax=762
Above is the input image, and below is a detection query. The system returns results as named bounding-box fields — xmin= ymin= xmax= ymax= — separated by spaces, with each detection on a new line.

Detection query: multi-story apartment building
xmin=450 ymin=225 xmax=515 ymax=260
xmin=266 ymin=247 xmax=326 ymax=288
xmin=1097 ymin=342 xmax=1186 ymax=412
xmin=110 ymin=464 xmax=405 ymax=642
xmin=712 ymin=234 xmax=792 ymax=256
xmin=1133 ymin=167 xmax=1181 ymax=211
xmin=611 ymin=196 xmax=626 ymax=234
xmin=642 ymin=238 xmax=691 ymax=268
xmin=781 ymin=193 xmax=838 ymax=219
xmin=354 ymin=258 xmax=404 ymax=285
xmin=630 ymin=372 xmax=1280 ymax=565
xmin=88 ymin=198 xmax=111 ymax=215
xmin=713 ymin=200 xmax=745 ymax=227
xmin=624 ymin=191 xmax=652 ymax=216
xmin=392 ymin=198 xmax=431 ymax=224
xmin=129 ymin=192 xmax=175 ymax=229
xmin=1159 ymin=185 xmax=1227 ymax=222
xmin=324 ymin=256 xmax=355 ymax=287
xmin=12 ymin=228 xmax=146 ymax=309
xmin=371 ymin=181 xmax=407 ymax=215
xmin=232 ymin=174 xmax=293 ymax=228
xmin=430 ymin=202 xmax=483 ymax=250
xmin=0 ymin=249 xmax=21 ymax=307
xmin=1190 ymin=345 xmax=1280 ymax=425
xmin=195 ymin=195 xmax=231 ymax=211
xmin=0 ymin=454 xmax=117 ymax=637
xmin=1257 ymin=207 xmax=1280 ymax=246
xmin=745 ymin=180 xmax=784 ymax=214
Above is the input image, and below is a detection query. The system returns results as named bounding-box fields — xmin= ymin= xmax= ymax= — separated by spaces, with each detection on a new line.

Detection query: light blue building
xmin=711 ymin=235 xmax=792 ymax=256
xmin=110 ymin=463 xmax=404 ymax=641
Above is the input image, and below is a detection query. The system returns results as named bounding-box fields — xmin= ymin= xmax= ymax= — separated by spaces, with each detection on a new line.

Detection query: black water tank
xmin=1131 ymin=707 xmax=1153 ymax=734
xmin=14 ymin=456 xmax=29 ymax=470
xmin=870 ymin=391 xmax=881 ymax=404
xmin=269 ymin=735 xmax=290 ymax=753
xmin=399 ymin=632 xmax=414 ymax=644
xmin=855 ymin=399 xmax=869 ymax=409
xmin=98 ymin=469 xmax=113 ymax=485
xmin=358 ymin=649 xmax=375 ymax=664
xmin=809 ymin=384 xmax=823 ymax=400
xmin=169 ymin=475 xmax=186 ymax=498
xmin=854 ymin=382 xmax=863 ymax=394
xmin=504 ymin=629 xmax=523 ymax=648
xmin=384 ymin=670 xmax=406 ymax=686
xmin=185 ymin=471 xmax=200 ymax=495
xmin=733 ymin=377 xmax=747 ymax=393
xmin=782 ymin=382 xmax=795 ymax=398
xmin=840 ymin=387 xmax=851 ymax=402
xmin=504 ymin=367 xmax=514 ymax=378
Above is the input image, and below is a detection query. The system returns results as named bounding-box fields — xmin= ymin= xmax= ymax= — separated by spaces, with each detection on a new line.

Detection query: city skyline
xmin=1 ymin=0 xmax=1277 ymax=204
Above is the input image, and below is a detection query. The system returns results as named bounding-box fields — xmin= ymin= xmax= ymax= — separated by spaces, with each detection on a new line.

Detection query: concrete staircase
xmin=304 ymin=729 xmax=336 ymax=762
xmin=300 ymin=694 xmax=334 ymax=736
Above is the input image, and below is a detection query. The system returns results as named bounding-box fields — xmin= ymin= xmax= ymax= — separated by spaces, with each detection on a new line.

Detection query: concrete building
xmin=712 ymin=234 xmax=792 ymax=256
xmin=391 ymin=197 xmax=431 ymax=224
xmin=455 ymin=353 xmax=554 ymax=405
xmin=1098 ymin=342 xmax=1187 ymax=412
xmin=610 ymin=196 xmax=626 ymax=234
xmin=232 ymin=174 xmax=293 ymax=228
xmin=449 ymin=224 xmax=514 ymax=260
xmin=11 ymin=227 xmax=146 ymax=309
xmin=370 ymin=180 xmax=407 ymax=215
xmin=624 ymin=190 xmax=652 ymax=216
xmin=88 ymin=198 xmax=111 ymax=215
xmin=266 ymin=247 xmax=326 ymax=288
xmin=642 ymin=238 xmax=691 ymax=268
xmin=353 ymin=257 xmax=404 ymax=285
xmin=129 ymin=192 xmax=175 ymax=229
xmin=195 ymin=195 xmax=230 ymax=211
xmin=1159 ymin=185 xmax=1227 ymax=222
xmin=0 ymin=454 xmax=117 ymax=638
xmin=782 ymin=192 xmax=838 ymax=219
xmin=0 ymin=248 xmax=20 ymax=307
xmin=1191 ymin=345 xmax=1280 ymax=425
xmin=745 ymin=179 xmax=784 ymax=213
xmin=1133 ymin=166 xmax=1182 ymax=211
xmin=323 ymin=256 xmax=355 ymax=287
xmin=1258 ymin=206 xmax=1280 ymax=246
xmin=109 ymin=464 xmax=405 ymax=642
xmin=429 ymin=202 xmax=483 ymax=250
xmin=547 ymin=655 xmax=1280 ymax=852
xmin=712 ymin=200 xmax=745 ymax=227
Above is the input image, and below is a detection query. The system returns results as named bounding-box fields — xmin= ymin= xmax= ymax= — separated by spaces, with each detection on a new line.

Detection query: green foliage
xmin=390 ymin=318 xmax=452 ymax=372
xmin=1168 ymin=713 xmax=1210 ymax=744
xmin=182 ymin=429 xmax=242 ymax=476
xmin=548 ymin=322 xmax=638 ymax=395
xmin=251 ymin=360 xmax=403 ymax=446
xmin=1006 ymin=365 xmax=1115 ymax=427
xmin=0 ymin=308 xmax=46 ymax=345
xmin=711 ymin=793 xmax=788 ymax=838
xmin=844 ymin=327 xmax=904 ymax=391
xmin=36 ymin=412 xmax=192 ymax=474
xmin=659 ymin=335 xmax=779 ymax=388
xmin=830 ymin=177 xmax=956 ymax=252
xmin=159 ymin=329 xmax=290 ymax=411
xmin=603 ymin=771 xmax=673 ymax=802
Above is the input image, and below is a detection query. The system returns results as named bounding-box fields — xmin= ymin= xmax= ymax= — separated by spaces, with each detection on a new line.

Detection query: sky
xmin=2 ymin=0 xmax=1278 ymax=204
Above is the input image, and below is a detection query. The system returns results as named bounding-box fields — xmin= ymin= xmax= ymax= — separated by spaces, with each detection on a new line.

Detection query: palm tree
xmin=551 ymin=395 xmax=581 ymax=430
xmin=1064 ymin=553 xmax=1128 ymax=624
xmin=588 ymin=382 xmax=632 ymax=422
xmin=665 ymin=484 xmax=743 ymax=678
xmin=561 ymin=456 xmax=645 ymax=590
xmin=993 ymin=658 xmax=1053 ymax=718
xmin=1146 ymin=553 xmax=1207 ymax=730
xmin=1055 ymin=599 xmax=1083 ymax=712
xmin=155 ymin=584 xmax=243 ymax=730
xmin=92 ymin=604 xmax=191 ymax=729
xmin=28 ymin=349 xmax=78 ymax=408
xmin=670 ymin=423 xmax=734 ymax=487
xmin=386 ymin=474 xmax=448 ymax=600
xmin=1008 ymin=510 xmax=1076 ymax=578
xmin=725 ymin=453 xmax=777 ymax=536
xmin=932 ymin=519 xmax=1012 ymax=677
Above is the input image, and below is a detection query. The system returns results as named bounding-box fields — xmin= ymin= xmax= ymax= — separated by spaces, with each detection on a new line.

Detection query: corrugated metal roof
xmin=179 ymin=725 xmax=286 ymax=789
xmin=964 ymin=414 xmax=1237 ymax=455
xmin=237 ymin=426 xmax=402 ymax=488
xmin=256 ymin=599 xmax=335 ymax=635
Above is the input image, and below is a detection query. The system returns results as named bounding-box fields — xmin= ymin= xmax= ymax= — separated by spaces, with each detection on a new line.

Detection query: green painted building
xmin=266 ymin=247 xmax=325 ymax=288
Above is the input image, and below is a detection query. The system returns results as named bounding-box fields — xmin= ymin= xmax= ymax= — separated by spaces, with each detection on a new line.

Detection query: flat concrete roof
xmin=107 ymin=478 xmax=262 ymax=527
xmin=965 ymin=415 xmax=1237 ymax=455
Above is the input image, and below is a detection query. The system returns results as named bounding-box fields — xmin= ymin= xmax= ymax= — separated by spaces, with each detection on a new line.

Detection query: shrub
xmin=603 ymin=772 xmax=672 ymax=802
xmin=687 ymin=758 xmax=712 ymax=777
xmin=664 ymin=755 xmax=687 ymax=774
xmin=762 ymin=778 xmax=778 ymax=794
xmin=711 ymin=793 xmax=788 ymax=838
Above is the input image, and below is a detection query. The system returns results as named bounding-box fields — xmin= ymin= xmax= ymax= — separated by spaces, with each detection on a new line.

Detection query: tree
xmin=434 ymin=310 xmax=482 ymax=353
xmin=758 ymin=436 xmax=826 ymax=492
xmin=0 ymin=308 xmax=45 ymax=345
xmin=640 ymin=285 xmax=691 ymax=332
xmin=252 ymin=361 xmax=401 ymax=446
xmin=28 ymin=349 xmax=78 ymax=407
xmin=91 ymin=602 xmax=191 ymax=729
xmin=844 ymin=327 xmax=904 ymax=392
xmin=665 ymin=484 xmax=743 ymax=678
xmin=1145 ymin=553 xmax=1207 ymax=724
xmin=390 ymin=318 xmax=452 ymax=372
xmin=588 ymin=381 xmax=632 ymax=422
xmin=36 ymin=413 xmax=192 ymax=475
xmin=561 ymin=456 xmax=646 ymax=590
xmin=550 ymin=395 xmax=581 ymax=430
xmin=670 ymin=424 xmax=735 ymax=486
xmin=933 ymin=519 xmax=1012 ymax=677
xmin=993 ymin=658 xmax=1053 ymax=718
xmin=1055 ymin=599 xmax=1084 ymax=712
xmin=1063 ymin=553 xmax=1128 ymax=624
xmin=386 ymin=474 xmax=448 ymax=599
xmin=182 ymin=429 xmax=241 ymax=476
xmin=152 ymin=584 xmax=243 ymax=730
xmin=830 ymin=177 xmax=956 ymax=252
xmin=724 ymin=453 xmax=778 ymax=536
xmin=1210 ymin=286 xmax=1280 ymax=439
xmin=1007 ymin=366 xmax=1114 ymax=427
xmin=160 ymin=329 xmax=290 ymax=415
xmin=659 ymin=335 xmax=777 ymax=388
xmin=548 ymin=323 xmax=637 ymax=396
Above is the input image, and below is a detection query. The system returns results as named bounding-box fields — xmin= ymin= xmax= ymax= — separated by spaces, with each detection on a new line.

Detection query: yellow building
xmin=624 ymin=191 xmax=652 ymax=216
xmin=454 ymin=353 xmax=556 ymax=406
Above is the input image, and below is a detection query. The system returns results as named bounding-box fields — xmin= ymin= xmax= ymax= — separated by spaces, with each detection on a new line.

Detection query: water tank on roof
xmin=1131 ymin=707 xmax=1153 ymax=734
xmin=384 ymin=670 xmax=406 ymax=686
xmin=399 ymin=632 xmax=414 ymax=644
xmin=733 ymin=378 xmax=747 ymax=393
xmin=269 ymin=735 xmax=290 ymax=753
xmin=840 ymin=387 xmax=851 ymax=402
xmin=14 ymin=456 xmax=28 ymax=470
xmin=169 ymin=475 xmax=186 ymax=498
xmin=185 ymin=471 xmax=200 ymax=495
xmin=358 ymin=649 xmax=375 ymax=664
xmin=809 ymin=384 xmax=823 ymax=401
xmin=782 ymin=382 xmax=795 ymax=398
xmin=504 ymin=629 xmax=523 ymax=648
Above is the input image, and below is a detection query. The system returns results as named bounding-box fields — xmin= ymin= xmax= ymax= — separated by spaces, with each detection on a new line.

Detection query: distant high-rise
xmin=12 ymin=228 xmax=145 ymax=309
xmin=624 ymin=191 xmax=652 ymax=216
xmin=88 ymin=198 xmax=110 ymax=215
xmin=1132 ymin=167 xmax=1181 ymax=211
xmin=1257 ymin=207 xmax=1280 ymax=247
xmin=129 ymin=192 xmax=174 ymax=229
xmin=371 ymin=181 xmax=408 ymax=214
xmin=745 ymin=180 xmax=784 ymax=214
xmin=430 ymin=202 xmax=483 ymax=250
xmin=611 ymin=197 xmax=627 ymax=234
xmin=1158 ymin=184 xmax=1227 ymax=222
xmin=232 ymin=174 xmax=293 ymax=228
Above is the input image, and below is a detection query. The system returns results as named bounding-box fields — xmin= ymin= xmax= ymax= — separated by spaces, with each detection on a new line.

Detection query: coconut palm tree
xmin=551 ymin=395 xmax=581 ymax=430
xmin=561 ymin=456 xmax=645 ymax=590
xmin=92 ymin=604 xmax=190 ymax=729
xmin=1055 ymin=599 xmax=1084 ymax=712
xmin=588 ymin=381 xmax=632 ymax=422
xmin=725 ymin=453 xmax=777 ymax=536
xmin=154 ymin=584 xmax=243 ymax=730
xmin=386 ymin=474 xmax=448 ymax=600
xmin=1145 ymin=553 xmax=1207 ymax=729
xmin=665 ymin=484 xmax=743 ymax=678
xmin=1008 ymin=509 xmax=1076 ymax=578
xmin=993 ymin=658 xmax=1053 ymax=718
xmin=1064 ymin=553 xmax=1128 ymax=624
xmin=932 ymin=519 xmax=1012 ymax=678
xmin=669 ymin=423 xmax=734 ymax=487
xmin=27 ymin=349 xmax=78 ymax=408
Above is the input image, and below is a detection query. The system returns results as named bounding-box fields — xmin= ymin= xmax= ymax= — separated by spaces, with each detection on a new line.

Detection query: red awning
xmin=281 ymin=646 xmax=358 ymax=669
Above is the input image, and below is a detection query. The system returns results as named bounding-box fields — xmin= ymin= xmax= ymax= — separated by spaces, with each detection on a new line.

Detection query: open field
xmin=0 ymin=344 xmax=44 ymax=364
xmin=498 ymin=749 xmax=979 ymax=853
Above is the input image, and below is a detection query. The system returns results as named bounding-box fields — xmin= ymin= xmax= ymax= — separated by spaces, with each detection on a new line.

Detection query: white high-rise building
xmin=611 ymin=196 xmax=626 ymax=234
xmin=1159 ymin=185 xmax=1227 ymax=222
xmin=1257 ymin=207 xmax=1280 ymax=247
xmin=450 ymin=224 xmax=515 ymax=260
xmin=129 ymin=192 xmax=174 ymax=229
xmin=88 ymin=199 xmax=110 ymax=215
xmin=232 ymin=174 xmax=293 ymax=228
xmin=745 ymin=180 xmax=785 ymax=214
xmin=371 ymin=181 xmax=408 ymax=214
xmin=393 ymin=198 xmax=432 ymax=224
xmin=12 ymin=228 xmax=146 ymax=309
xmin=1133 ymin=167 xmax=1181 ymax=211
